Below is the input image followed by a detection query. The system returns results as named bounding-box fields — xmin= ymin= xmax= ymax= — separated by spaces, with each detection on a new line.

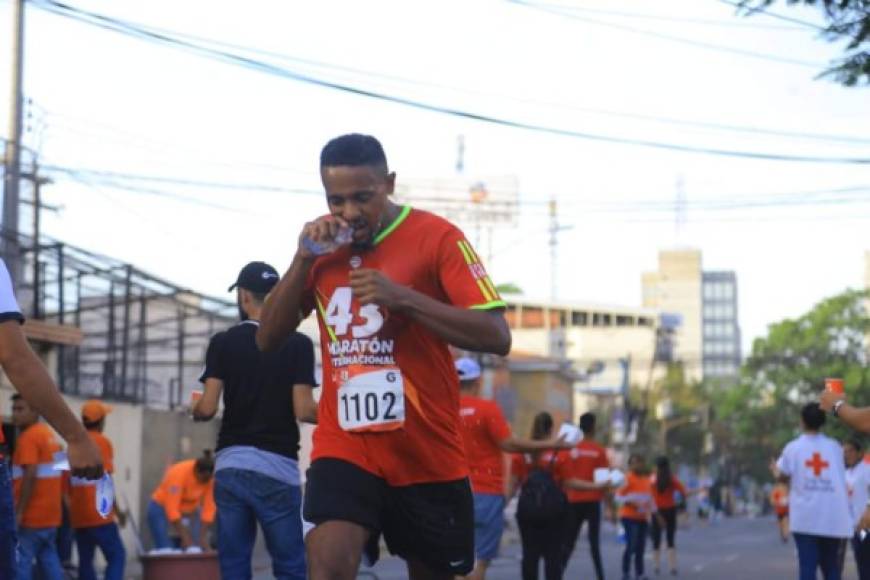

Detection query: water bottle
xmin=302 ymin=227 xmax=353 ymax=256
xmin=96 ymin=474 xmax=115 ymax=518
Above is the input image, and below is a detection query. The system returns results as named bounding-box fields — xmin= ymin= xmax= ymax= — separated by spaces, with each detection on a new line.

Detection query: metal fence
xmin=2 ymin=228 xmax=235 ymax=409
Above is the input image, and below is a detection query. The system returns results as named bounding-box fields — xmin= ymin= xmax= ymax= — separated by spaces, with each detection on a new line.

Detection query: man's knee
xmin=306 ymin=521 xmax=368 ymax=580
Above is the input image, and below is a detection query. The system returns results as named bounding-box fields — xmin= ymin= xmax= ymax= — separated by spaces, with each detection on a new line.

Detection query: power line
xmin=506 ymin=0 xmax=825 ymax=68
xmin=117 ymin=27 xmax=870 ymax=147
xmin=518 ymin=2 xmax=807 ymax=29
xmin=30 ymin=0 xmax=870 ymax=165
xmin=42 ymin=165 xmax=321 ymax=196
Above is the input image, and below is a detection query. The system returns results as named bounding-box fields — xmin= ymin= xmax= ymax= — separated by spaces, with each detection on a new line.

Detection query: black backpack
xmin=516 ymin=452 xmax=567 ymax=524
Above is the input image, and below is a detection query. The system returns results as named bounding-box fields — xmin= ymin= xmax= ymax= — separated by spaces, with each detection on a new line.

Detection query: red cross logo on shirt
xmin=805 ymin=453 xmax=830 ymax=477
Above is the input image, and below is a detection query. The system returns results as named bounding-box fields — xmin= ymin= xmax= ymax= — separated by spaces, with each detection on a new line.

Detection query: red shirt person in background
xmin=559 ymin=412 xmax=612 ymax=579
xmin=456 ymin=358 xmax=567 ymax=580
xmin=651 ymin=456 xmax=688 ymax=576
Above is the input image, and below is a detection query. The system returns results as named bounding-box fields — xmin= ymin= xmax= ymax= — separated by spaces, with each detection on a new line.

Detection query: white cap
xmin=455 ymin=357 xmax=482 ymax=382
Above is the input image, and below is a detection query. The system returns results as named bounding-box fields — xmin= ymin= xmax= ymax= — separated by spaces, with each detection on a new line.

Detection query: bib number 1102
xmin=337 ymin=368 xmax=405 ymax=433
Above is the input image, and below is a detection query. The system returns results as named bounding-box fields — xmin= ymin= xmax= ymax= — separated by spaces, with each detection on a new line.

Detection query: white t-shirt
xmin=777 ymin=433 xmax=853 ymax=538
xmin=845 ymin=461 xmax=870 ymax=530
xmin=0 ymin=259 xmax=23 ymax=323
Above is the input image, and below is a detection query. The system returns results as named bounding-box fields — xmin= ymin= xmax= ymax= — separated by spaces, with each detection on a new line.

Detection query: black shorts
xmin=303 ymin=458 xmax=475 ymax=576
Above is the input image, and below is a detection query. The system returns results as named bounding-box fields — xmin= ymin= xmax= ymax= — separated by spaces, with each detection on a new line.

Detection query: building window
xmin=521 ymin=307 xmax=544 ymax=328
xmin=571 ymin=312 xmax=588 ymax=327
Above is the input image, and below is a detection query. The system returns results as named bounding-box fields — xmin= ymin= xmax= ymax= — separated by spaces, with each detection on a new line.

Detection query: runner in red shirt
xmin=456 ymin=358 xmax=568 ymax=580
xmin=559 ymin=412 xmax=612 ymax=579
xmin=651 ymin=456 xmax=688 ymax=576
xmin=258 ymin=134 xmax=512 ymax=580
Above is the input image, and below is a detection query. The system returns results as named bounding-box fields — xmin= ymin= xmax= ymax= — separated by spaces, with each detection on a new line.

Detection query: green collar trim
xmin=374 ymin=205 xmax=411 ymax=245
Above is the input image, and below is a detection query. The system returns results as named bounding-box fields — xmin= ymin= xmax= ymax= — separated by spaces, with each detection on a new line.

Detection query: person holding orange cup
xmin=821 ymin=378 xmax=870 ymax=433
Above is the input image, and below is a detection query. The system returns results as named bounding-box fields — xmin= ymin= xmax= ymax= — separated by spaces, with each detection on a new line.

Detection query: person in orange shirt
xmin=770 ymin=481 xmax=790 ymax=543
xmin=456 ymin=358 xmax=568 ymax=580
xmin=616 ymin=454 xmax=655 ymax=580
xmin=650 ymin=456 xmax=688 ymax=576
xmin=68 ymin=400 xmax=126 ymax=580
xmin=12 ymin=393 xmax=65 ymax=580
xmin=147 ymin=451 xmax=215 ymax=550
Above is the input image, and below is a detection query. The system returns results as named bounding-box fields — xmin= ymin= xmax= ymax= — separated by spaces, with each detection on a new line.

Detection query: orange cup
xmin=825 ymin=378 xmax=844 ymax=395
xmin=190 ymin=390 xmax=203 ymax=406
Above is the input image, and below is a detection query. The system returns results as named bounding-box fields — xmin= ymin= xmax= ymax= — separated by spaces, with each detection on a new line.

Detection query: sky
xmin=1 ymin=0 xmax=868 ymax=354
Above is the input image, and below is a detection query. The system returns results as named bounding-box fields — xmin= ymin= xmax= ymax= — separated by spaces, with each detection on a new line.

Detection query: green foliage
xmin=495 ymin=282 xmax=523 ymax=295
xmin=738 ymin=0 xmax=870 ymax=86
xmin=717 ymin=289 xmax=870 ymax=481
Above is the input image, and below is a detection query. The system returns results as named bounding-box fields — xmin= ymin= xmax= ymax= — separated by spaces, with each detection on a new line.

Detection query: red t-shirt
xmin=459 ymin=395 xmax=511 ymax=495
xmin=305 ymin=207 xmax=506 ymax=486
xmin=560 ymin=440 xmax=610 ymax=503
xmin=651 ymin=476 xmax=687 ymax=510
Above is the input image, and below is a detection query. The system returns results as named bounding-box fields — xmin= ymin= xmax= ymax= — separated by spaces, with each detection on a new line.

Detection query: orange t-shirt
xmin=560 ymin=440 xmax=610 ymax=503
xmin=151 ymin=460 xmax=216 ymax=524
xmin=459 ymin=395 xmax=512 ymax=495
xmin=304 ymin=208 xmax=506 ymax=486
xmin=771 ymin=486 xmax=789 ymax=515
xmin=651 ymin=476 xmax=687 ymax=510
xmin=13 ymin=423 xmax=63 ymax=528
xmin=618 ymin=471 xmax=655 ymax=521
xmin=68 ymin=431 xmax=115 ymax=529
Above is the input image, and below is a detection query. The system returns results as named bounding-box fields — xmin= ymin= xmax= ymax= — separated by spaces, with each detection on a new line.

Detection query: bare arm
xmin=171 ymin=519 xmax=194 ymax=549
xmin=293 ymin=385 xmax=318 ymax=424
xmin=350 ymin=269 xmax=511 ymax=356
xmin=15 ymin=465 xmax=36 ymax=526
xmin=192 ymin=378 xmax=222 ymax=421
xmin=257 ymin=254 xmax=315 ymax=352
xmin=0 ymin=322 xmax=102 ymax=479
xmin=833 ymin=403 xmax=870 ymax=433
xmin=563 ymin=478 xmax=611 ymax=491
xmin=499 ymin=436 xmax=569 ymax=454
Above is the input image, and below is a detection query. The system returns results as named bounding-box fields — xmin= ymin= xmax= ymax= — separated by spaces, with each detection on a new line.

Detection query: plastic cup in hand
xmin=96 ymin=473 xmax=114 ymax=518
xmin=303 ymin=227 xmax=353 ymax=256
xmin=190 ymin=390 xmax=203 ymax=407
xmin=825 ymin=378 xmax=845 ymax=395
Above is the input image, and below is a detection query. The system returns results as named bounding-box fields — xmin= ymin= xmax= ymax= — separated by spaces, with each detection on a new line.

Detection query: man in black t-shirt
xmin=193 ymin=261 xmax=317 ymax=580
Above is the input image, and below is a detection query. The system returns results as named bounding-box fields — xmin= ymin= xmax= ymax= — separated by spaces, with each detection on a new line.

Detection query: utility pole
xmin=26 ymin=163 xmax=52 ymax=319
xmin=548 ymin=199 xmax=573 ymax=301
xmin=2 ymin=0 xmax=25 ymax=285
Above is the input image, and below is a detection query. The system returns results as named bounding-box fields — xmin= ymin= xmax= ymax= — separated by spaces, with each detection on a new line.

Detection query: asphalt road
xmin=347 ymin=515 xmax=855 ymax=580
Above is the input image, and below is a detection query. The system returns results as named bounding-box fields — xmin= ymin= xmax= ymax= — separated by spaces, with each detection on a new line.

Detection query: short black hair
xmin=845 ymin=436 xmax=865 ymax=453
xmin=579 ymin=412 xmax=596 ymax=435
xmin=802 ymin=402 xmax=826 ymax=431
xmin=320 ymin=134 xmax=388 ymax=172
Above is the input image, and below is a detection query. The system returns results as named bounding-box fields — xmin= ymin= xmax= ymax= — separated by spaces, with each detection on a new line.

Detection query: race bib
xmin=337 ymin=367 xmax=405 ymax=433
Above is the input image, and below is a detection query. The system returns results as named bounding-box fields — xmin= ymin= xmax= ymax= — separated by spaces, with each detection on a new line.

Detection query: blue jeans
xmin=215 ymin=468 xmax=305 ymax=580
xmin=793 ymin=533 xmax=844 ymax=580
xmin=0 ymin=460 xmax=16 ymax=580
xmin=17 ymin=527 xmax=63 ymax=580
xmin=147 ymin=500 xmax=201 ymax=550
xmin=621 ymin=518 xmax=648 ymax=577
xmin=75 ymin=523 xmax=126 ymax=580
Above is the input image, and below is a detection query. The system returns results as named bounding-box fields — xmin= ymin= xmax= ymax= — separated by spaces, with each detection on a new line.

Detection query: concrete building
xmin=702 ymin=272 xmax=741 ymax=380
xmin=642 ymin=250 xmax=704 ymax=381
xmin=504 ymin=298 xmax=663 ymax=421
xmin=642 ymin=249 xmax=741 ymax=383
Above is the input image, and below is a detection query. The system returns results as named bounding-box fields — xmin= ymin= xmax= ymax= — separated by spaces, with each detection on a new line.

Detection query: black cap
xmin=228 ymin=261 xmax=280 ymax=293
